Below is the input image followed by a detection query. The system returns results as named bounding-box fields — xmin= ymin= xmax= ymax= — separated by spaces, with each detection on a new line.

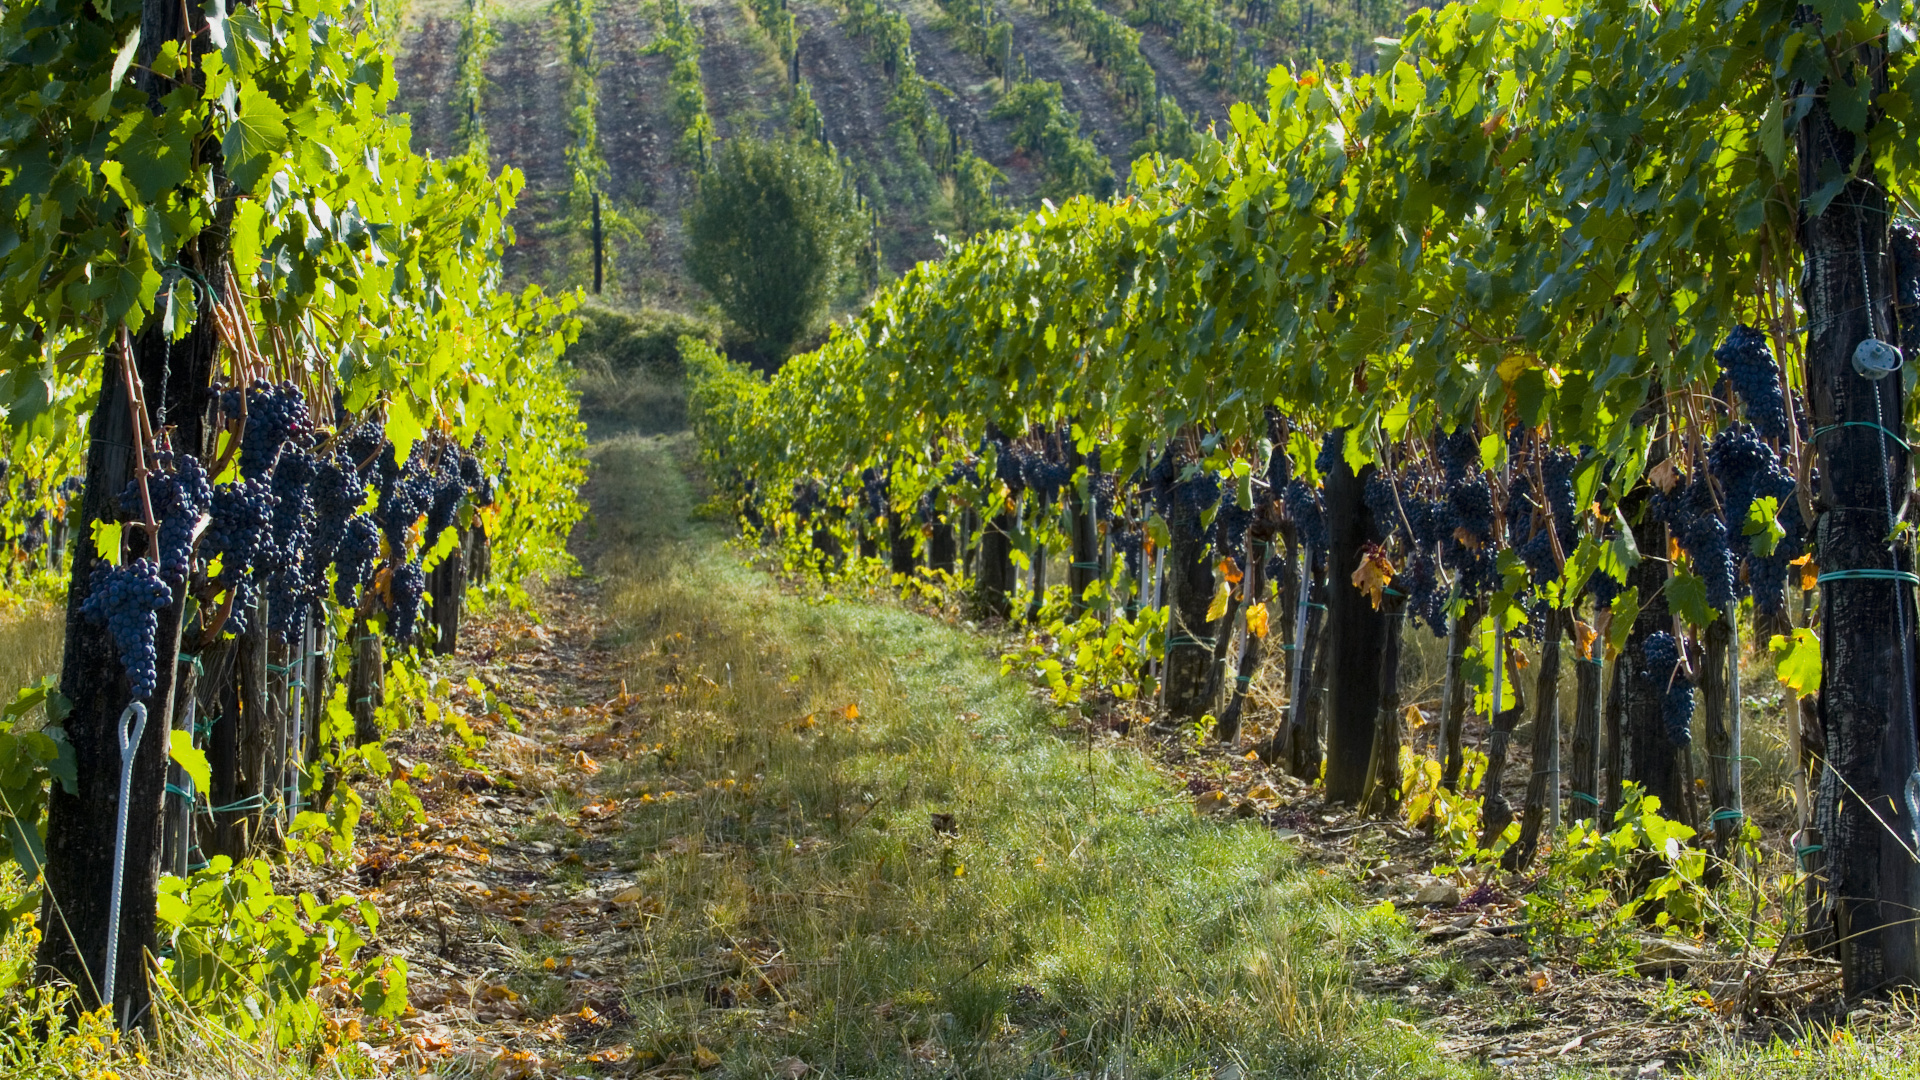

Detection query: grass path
xmin=507 ymin=429 xmax=1473 ymax=1078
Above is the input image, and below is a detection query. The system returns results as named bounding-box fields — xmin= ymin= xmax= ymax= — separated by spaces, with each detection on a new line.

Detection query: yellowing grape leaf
xmin=1572 ymin=619 xmax=1597 ymax=659
xmin=843 ymin=702 xmax=860 ymax=721
xmin=1649 ymin=457 xmax=1681 ymax=494
xmin=168 ymin=730 xmax=211 ymax=794
xmin=1246 ymin=783 xmax=1279 ymax=801
xmin=1403 ymin=704 xmax=1425 ymax=731
xmin=1351 ymin=547 xmax=1394 ymax=610
xmin=1769 ymin=628 xmax=1821 ymax=699
xmin=1206 ymin=583 xmax=1231 ymax=623
xmin=1245 ymin=602 xmax=1270 ymax=639
xmin=1219 ymin=557 xmax=1244 ymax=584
xmin=1791 ymin=553 xmax=1818 ymax=591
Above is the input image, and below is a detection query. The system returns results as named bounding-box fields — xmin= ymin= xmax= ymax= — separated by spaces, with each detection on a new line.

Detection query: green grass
xmin=574 ymin=430 xmax=1484 ymax=1079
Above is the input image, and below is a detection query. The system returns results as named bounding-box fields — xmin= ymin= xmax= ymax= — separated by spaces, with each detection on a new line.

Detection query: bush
xmin=567 ymin=303 xmax=721 ymax=374
xmin=990 ymin=81 xmax=1115 ymax=201
xmin=685 ymin=137 xmax=864 ymax=359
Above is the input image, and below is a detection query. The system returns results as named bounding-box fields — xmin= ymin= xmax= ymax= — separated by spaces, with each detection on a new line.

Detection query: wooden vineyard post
xmin=1796 ymin=27 xmax=1920 ymax=988
xmin=1321 ymin=453 xmax=1387 ymax=804
xmin=1505 ymin=606 xmax=1567 ymax=870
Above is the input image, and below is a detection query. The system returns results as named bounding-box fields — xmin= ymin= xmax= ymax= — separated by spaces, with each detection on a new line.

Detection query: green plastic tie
xmin=1070 ymin=561 xmax=1103 ymax=570
xmin=164 ymin=783 xmax=195 ymax=799
xmin=1569 ymin=790 xmax=1601 ymax=806
xmin=1709 ymin=809 xmax=1746 ymax=824
xmin=1812 ymin=422 xmax=1912 ymax=452
xmin=202 ymin=794 xmax=266 ymax=815
xmin=1168 ymin=634 xmax=1215 ymax=649
xmin=1797 ymin=843 xmax=1824 ymax=858
xmin=178 ymin=652 xmax=203 ymax=675
xmin=1235 ymin=674 xmax=1253 ymax=684
xmin=1816 ymin=569 xmax=1920 ymax=586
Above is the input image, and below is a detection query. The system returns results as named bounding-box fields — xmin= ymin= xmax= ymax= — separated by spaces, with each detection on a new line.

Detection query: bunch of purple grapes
xmin=1314 ymin=430 xmax=1342 ymax=477
xmin=333 ymin=515 xmax=380 ymax=604
xmin=1284 ymin=478 xmax=1327 ymax=552
xmin=1893 ymin=222 xmax=1920 ymax=355
xmin=226 ymin=381 xmax=312 ymax=481
xmin=80 ymin=557 xmax=173 ymax=700
xmin=1715 ymin=326 xmax=1788 ymax=441
xmin=123 ymin=453 xmax=211 ymax=588
xmin=1640 ymin=631 xmax=1694 ymax=746
xmin=423 ymin=445 xmax=471 ymax=548
xmin=375 ymin=446 xmax=438 ymax=555
xmin=389 ymin=558 xmax=427 ymax=640
xmin=860 ymin=466 xmax=888 ymax=520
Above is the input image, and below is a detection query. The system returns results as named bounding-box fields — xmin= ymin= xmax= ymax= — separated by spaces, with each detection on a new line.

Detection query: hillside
xmin=392 ymin=0 xmax=1401 ymax=323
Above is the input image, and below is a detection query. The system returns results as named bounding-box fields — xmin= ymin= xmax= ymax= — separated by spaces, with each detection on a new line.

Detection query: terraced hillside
xmin=393 ymin=0 xmax=1398 ymax=316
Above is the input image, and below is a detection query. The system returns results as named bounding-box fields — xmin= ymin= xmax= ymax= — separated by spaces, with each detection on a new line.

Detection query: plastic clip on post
xmin=103 ymin=700 xmax=148 ymax=1018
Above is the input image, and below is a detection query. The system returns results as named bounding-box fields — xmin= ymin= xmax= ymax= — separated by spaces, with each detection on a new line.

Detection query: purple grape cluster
xmin=860 ymin=466 xmax=888 ymax=519
xmin=80 ymin=557 xmax=173 ymax=700
xmin=204 ymin=479 xmax=276 ymax=585
xmin=1314 ymin=430 xmax=1342 ymax=477
xmin=1640 ymin=631 xmax=1694 ymax=746
xmin=226 ymin=381 xmax=313 ymax=481
xmin=333 ymin=515 xmax=380 ymax=604
xmin=374 ymin=446 xmax=436 ymax=555
xmin=1284 ymin=478 xmax=1327 ymax=552
xmin=423 ymin=445 xmax=472 ymax=548
xmin=389 ymin=558 xmax=427 ymax=640
xmin=1715 ymin=325 xmax=1788 ymax=441
xmin=122 ymin=453 xmax=212 ymax=588
xmin=1894 ymin=222 xmax=1920 ymax=356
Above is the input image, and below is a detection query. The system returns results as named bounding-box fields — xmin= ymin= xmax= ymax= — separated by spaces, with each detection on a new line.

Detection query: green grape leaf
xmin=1667 ymin=571 xmax=1714 ymax=627
xmin=1770 ymin=628 xmax=1822 ymax=699
xmin=1607 ymin=588 xmax=1641 ymax=657
xmin=169 ymin=729 xmax=212 ymax=795
xmin=1744 ymin=495 xmax=1785 ymax=557
xmin=221 ymin=89 xmax=289 ymax=192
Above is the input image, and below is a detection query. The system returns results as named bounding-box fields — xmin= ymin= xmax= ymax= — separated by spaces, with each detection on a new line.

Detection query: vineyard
xmin=0 ymin=0 xmax=1917 ymax=1070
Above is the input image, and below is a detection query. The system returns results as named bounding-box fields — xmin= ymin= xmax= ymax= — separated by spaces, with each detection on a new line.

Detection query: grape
xmin=861 ymin=466 xmax=888 ymax=519
xmin=790 ymin=478 xmax=820 ymax=520
xmin=1115 ymin=524 xmax=1144 ymax=581
xmin=390 ymin=557 xmax=426 ymax=641
xmin=1715 ymin=325 xmax=1788 ymax=441
xmin=1588 ymin=566 xmax=1623 ymax=608
xmin=1680 ymin=475 xmax=1736 ymax=612
xmin=204 ymin=479 xmax=276 ymax=583
xmin=374 ymin=445 xmax=436 ymax=555
xmin=80 ymin=557 xmax=173 ymax=700
xmin=122 ymin=453 xmax=212 ymax=588
xmin=1436 ymin=426 xmax=1479 ymax=483
xmin=1707 ymin=425 xmax=1774 ymax=535
xmin=342 ymin=419 xmax=387 ymax=476
xmin=424 ymin=448 xmax=468 ymax=548
xmin=263 ymin=450 xmax=318 ymax=639
xmin=21 ymin=510 xmax=46 ymax=558
xmin=333 ymin=515 xmax=380 ymax=605
xmin=1364 ymin=472 xmax=1406 ymax=545
xmin=994 ymin=439 xmax=1029 ymax=495
xmin=307 ymin=452 xmax=364 ymax=571
xmin=459 ymin=447 xmax=496 ymax=507
xmin=1750 ymin=480 xmax=1806 ymax=618
xmin=1315 ymin=430 xmax=1342 ymax=476
xmin=225 ymin=381 xmax=312 ymax=481
xmin=268 ymin=449 xmax=315 ymax=573
xmin=1214 ymin=498 xmax=1252 ymax=562
xmin=1284 ymin=478 xmax=1327 ymax=552
xmin=1894 ymin=223 xmax=1920 ymax=355
xmin=1404 ymin=552 xmax=1448 ymax=637
xmin=1640 ymin=630 xmax=1694 ymax=746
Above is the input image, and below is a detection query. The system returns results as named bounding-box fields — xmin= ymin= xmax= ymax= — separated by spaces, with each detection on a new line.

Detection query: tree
xmin=686 ymin=137 xmax=862 ymax=360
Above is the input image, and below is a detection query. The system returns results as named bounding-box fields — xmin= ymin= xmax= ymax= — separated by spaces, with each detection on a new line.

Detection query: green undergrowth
xmin=575 ymin=430 xmax=1479 ymax=1079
